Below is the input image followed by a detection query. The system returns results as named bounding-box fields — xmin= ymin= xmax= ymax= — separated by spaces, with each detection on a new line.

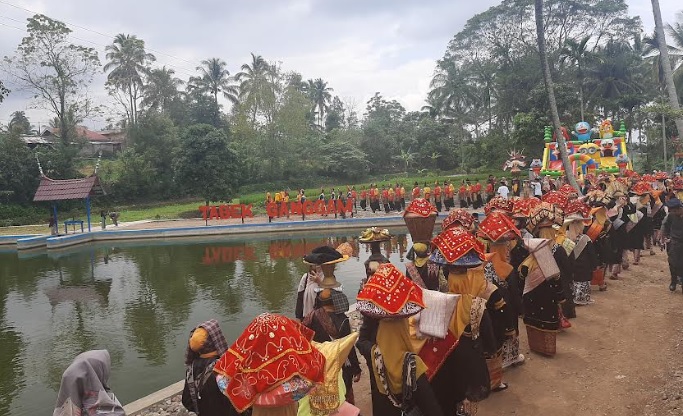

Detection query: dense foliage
xmin=1 ymin=4 xmax=683 ymax=208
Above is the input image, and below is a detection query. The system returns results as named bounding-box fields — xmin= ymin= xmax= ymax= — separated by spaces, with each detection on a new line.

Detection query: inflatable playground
xmin=538 ymin=120 xmax=633 ymax=177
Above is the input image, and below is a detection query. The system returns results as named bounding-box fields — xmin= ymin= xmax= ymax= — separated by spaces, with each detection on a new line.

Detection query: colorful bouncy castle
xmin=539 ymin=120 xmax=632 ymax=177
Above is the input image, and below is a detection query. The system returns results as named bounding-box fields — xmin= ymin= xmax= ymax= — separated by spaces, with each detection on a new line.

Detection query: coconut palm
xmin=141 ymin=66 xmax=184 ymax=113
xmin=560 ymin=35 xmax=592 ymax=120
xmin=104 ymin=34 xmax=156 ymax=126
xmin=188 ymin=58 xmax=238 ymax=109
xmin=236 ymin=53 xmax=277 ymax=124
xmin=8 ymin=111 xmax=31 ymax=134
xmin=305 ymin=78 xmax=333 ymax=127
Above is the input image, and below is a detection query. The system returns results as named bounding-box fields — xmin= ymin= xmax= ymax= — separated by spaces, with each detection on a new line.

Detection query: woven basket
xmin=486 ymin=354 xmax=503 ymax=390
xmin=404 ymin=215 xmax=437 ymax=243
xmin=525 ymin=325 xmax=556 ymax=357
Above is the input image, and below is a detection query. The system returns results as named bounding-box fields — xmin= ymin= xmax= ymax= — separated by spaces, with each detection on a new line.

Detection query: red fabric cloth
xmin=404 ymin=198 xmax=438 ymax=217
xmin=442 ymin=209 xmax=475 ymax=231
xmin=357 ymin=263 xmax=425 ymax=316
xmin=431 ymin=228 xmax=485 ymax=264
xmin=478 ymin=211 xmax=521 ymax=242
xmin=214 ymin=313 xmax=325 ymax=412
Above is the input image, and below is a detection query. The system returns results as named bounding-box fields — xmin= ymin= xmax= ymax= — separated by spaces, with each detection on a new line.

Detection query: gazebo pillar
xmin=85 ymin=197 xmax=92 ymax=232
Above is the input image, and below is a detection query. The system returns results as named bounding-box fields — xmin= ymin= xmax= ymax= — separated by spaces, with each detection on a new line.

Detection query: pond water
xmin=0 ymin=228 xmax=412 ymax=416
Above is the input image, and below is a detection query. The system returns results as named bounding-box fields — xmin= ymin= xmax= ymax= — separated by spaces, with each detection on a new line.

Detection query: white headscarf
xmin=53 ymin=350 xmax=125 ymax=416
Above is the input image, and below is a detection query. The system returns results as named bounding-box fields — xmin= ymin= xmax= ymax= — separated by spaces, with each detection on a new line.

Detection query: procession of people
xmin=54 ymin=167 xmax=683 ymax=416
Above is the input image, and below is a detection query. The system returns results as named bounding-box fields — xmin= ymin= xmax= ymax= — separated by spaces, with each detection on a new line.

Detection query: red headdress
xmin=484 ymin=196 xmax=514 ymax=216
xmin=512 ymin=197 xmax=541 ymax=218
xmin=356 ymin=263 xmax=425 ymax=319
xmin=541 ymin=190 xmax=569 ymax=210
xmin=430 ymin=227 xmax=485 ymax=265
xmin=441 ymin=209 xmax=475 ymax=231
xmin=214 ymin=313 xmax=326 ymax=412
xmin=478 ymin=211 xmax=522 ymax=242
xmin=559 ymin=184 xmax=578 ymax=196
xmin=404 ymin=198 xmax=438 ymax=217
xmin=527 ymin=201 xmax=564 ymax=231
xmin=630 ymin=181 xmax=653 ymax=196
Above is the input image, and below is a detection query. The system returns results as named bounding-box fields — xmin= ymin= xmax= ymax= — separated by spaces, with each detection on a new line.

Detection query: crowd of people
xmin=53 ymin=169 xmax=683 ymax=416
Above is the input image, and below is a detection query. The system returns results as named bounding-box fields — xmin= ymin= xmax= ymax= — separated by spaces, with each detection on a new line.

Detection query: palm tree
xmin=304 ymin=78 xmax=333 ymax=127
xmin=141 ymin=66 xmax=184 ymax=113
xmin=535 ymin=0 xmax=579 ymax=190
xmin=666 ymin=15 xmax=683 ymax=98
xmin=188 ymin=58 xmax=239 ymax=108
xmin=104 ymin=34 xmax=156 ymax=126
xmin=650 ymin=0 xmax=683 ymax=169
xmin=397 ymin=148 xmax=415 ymax=172
xmin=8 ymin=111 xmax=31 ymax=134
xmin=560 ymin=35 xmax=592 ymax=121
xmin=236 ymin=53 xmax=277 ymax=124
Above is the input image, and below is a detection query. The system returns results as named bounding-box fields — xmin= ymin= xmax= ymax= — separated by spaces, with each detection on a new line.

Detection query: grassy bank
xmin=0 ymin=170 xmax=502 ymax=232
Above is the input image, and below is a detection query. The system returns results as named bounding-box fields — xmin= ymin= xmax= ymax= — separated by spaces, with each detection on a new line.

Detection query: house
xmin=41 ymin=126 xmax=126 ymax=156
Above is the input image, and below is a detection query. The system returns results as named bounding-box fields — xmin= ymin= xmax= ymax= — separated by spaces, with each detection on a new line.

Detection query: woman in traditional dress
xmin=478 ymin=211 xmax=525 ymax=369
xmin=53 ymin=350 xmax=125 ymax=416
xmin=295 ymin=265 xmax=322 ymax=321
xmin=628 ymin=182 xmax=652 ymax=265
xmin=521 ymin=202 xmax=566 ymax=356
xmin=428 ymin=229 xmax=493 ymax=413
xmin=356 ymin=264 xmax=444 ymax=416
xmin=563 ymin=203 xmax=599 ymax=306
xmin=181 ymin=320 xmax=240 ymax=416
xmin=303 ymin=289 xmax=362 ymax=404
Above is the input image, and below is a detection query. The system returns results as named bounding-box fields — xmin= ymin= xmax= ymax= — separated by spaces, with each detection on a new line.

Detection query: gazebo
xmin=33 ymin=175 xmax=106 ymax=233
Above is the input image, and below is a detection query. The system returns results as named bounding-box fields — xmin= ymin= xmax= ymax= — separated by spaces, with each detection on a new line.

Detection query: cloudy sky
xmin=0 ymin=0 xmax=681 ymax=130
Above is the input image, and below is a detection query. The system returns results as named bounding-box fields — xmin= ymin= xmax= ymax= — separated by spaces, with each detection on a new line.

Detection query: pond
xmin=0 ymin=228 xmax=412 ymax=416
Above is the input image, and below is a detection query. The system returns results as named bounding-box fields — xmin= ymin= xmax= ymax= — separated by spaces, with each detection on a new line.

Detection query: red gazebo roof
xmin=33 ymin=175 xmax=105 ymax=202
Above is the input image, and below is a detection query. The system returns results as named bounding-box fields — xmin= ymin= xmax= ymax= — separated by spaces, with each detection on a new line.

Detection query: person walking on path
xmin=662 ymin=198 xmax=683 ymax=292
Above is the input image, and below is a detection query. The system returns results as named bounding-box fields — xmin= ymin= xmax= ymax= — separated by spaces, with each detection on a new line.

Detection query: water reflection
xmin=1 ymin=229 xmax=412 ymax=416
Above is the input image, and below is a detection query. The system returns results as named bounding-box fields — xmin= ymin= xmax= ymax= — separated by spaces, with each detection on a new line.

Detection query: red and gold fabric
xmin=559 ymin=184 xmax=578 ymax=196
xmin=564 ymin=200 xmax=591 ymax=220
xmin=655 ymin=172 xmax=669 ymax=181
xmin=404 ymin=198 xmax=438 ymax=217
xmin=412 ymin=187 xmax=421 ymax=199
xmin=478 ymin=211 xmax=521 ymax=242
xmin=527 ymin=201 xmax=564 ymax=232
xmin=541 ymin=191 xmax=569 ymax=210
xmin=512 ymin=197 xmax=541 ymax=218
xmin=214 ymin=313 xmax=326 ymax=412
xmin=484 ymin=196 xmax=514 ymax=216
xmin=441 ymin=209 xmax=475 ymax=231
xmin=431 ymin=228 xmax=485 ymax=264
xmin=631 ymin=181 xmax=653 ymax=196
xmin=357 ymin=263 xmax=425 ymax=319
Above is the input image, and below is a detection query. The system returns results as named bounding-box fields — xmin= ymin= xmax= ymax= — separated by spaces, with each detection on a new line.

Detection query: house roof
xmin=33 ymin=175 xmax=106 ymax=202
xmin=21 ymin=136 xmax=52 ymax=145
xmin=43 ymin=126 xmax=109 ymax=142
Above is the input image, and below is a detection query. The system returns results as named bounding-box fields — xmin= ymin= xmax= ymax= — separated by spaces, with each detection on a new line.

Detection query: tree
xmin=325 ymin=96 xmax=345 ymax=131
xmin=535 ymin=0 xmax=579 ymax=190
xmin=104 ymin=34 xmax=155 ymax=126
xmin=141 ymin=66 xmax=184 ymax=114
xmin=0 ymin=80 xmax=8 ymax=103
xmin=560 ymin=35 xmax=592 ymax=120
xmin=306 ymin=78 xmax=333 ymax=127
xmin=2 ymin=14 xmax=100 ymax=146
xmin=188 ymin=58 xmax=238 ymax=126
xmin=8 ymin=111 xmax=31 ymax=134
xmin=0 ymin=132 xmax=40 ymax=203
xmin=236 ymin=53 xmax=278 ymax=125
xmin=174 ymin=124 xmax=242 ymax=204
xmin=651 ymin=0 xmax=683 ymax=139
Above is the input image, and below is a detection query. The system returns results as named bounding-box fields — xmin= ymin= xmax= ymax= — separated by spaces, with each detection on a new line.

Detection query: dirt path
xmin=135 ymin=250 xmax=682 ymax=416
xmin=481 ymin=251 xmax=682 ymax=416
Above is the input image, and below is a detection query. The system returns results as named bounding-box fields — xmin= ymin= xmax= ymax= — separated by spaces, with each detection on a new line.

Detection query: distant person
xmin=497 ymin=181 xmax=510 ymax=199
xmin=49 ymin=213 xmax=57 ymax=236
xmin=53 ymin=350 xmax=125 ymax=416
xmin=532 ymin=179 xmax=543 ymax=198
xmin=100 ymin=210 xmax=107 ymax=230
xmin=109 ymin=212 xmax=119 ymax=227
xmin=182 ymin=320 xmax=241 ymax=416
xmin=663 ymin=198 xmax=683 ymax=292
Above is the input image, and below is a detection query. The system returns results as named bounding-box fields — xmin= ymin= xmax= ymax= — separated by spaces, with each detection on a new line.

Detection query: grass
xmin=0 ymin=169 xmax=505 ymax=233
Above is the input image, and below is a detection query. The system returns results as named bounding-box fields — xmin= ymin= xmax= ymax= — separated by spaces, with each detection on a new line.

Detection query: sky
xmin=0 ymin=0 xmax=681 ymax=130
